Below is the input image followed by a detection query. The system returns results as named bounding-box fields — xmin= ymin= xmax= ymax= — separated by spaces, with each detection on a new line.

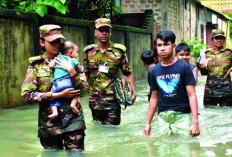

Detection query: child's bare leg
xmin=48 ymin=106 xmax=58 ymax=119
xmin=70 ymin=96 xmax=80 ymax=115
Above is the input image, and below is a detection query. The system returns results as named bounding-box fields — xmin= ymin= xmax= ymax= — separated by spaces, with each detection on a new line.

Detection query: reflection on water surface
xmin=1 ymin=76 xmax=232 ymax=157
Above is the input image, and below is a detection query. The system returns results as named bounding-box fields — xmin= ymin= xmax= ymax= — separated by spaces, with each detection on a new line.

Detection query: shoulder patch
xmin=83 ymin=44 xmax=95 ymax=53
xmin=113 ymin=43 xmax=126 ymax=52
xmin=28 ymin=55 xmax=43 ymax=65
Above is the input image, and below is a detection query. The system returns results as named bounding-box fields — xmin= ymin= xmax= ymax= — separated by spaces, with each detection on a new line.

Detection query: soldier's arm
xmin=224 ymin=50 xmax=232 ymax=79
xmin=70 ymin=72 xmax=87 ymax=97
xmin=197 ymin=54 xmax=209 ymax=75
xmin=127 ymin=73 xmax=136 ymax=104
xmin=21 ymin=65 xmax=53 ymax=103
xmin=117 ymin=44 xmax=136 ymax=104
xmin=83 ymin=50 xmax=90 ymax=81
xmin=223 ymin=68 xmax=232 ymax=79
xmin=21 ymin=67 xmax=79 ymax=103
xmin=76 ymin=64 xmax=83 ymax=73
xmin=66 ymin=63 xmax=87 ymax=97
xmin=83 ymin=44 xmax=95 ymax=81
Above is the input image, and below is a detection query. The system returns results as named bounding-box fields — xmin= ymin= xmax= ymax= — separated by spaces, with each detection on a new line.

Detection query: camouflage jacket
xmin=200 ymin=48 xmax=232 ymax=97
xmin=21 ymin=52 xmax=86 ymax=138
xmin=83 ymin=42 xmax=132 ymax=110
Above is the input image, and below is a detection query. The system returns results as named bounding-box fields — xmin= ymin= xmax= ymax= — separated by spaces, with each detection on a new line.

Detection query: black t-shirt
xmin=150 ymin=59 xmax=195 ymax=113
xmin=189 ymin=64 xmax=196 ymax=71
xmin=148 ymin=70 xmax=151 ymax=101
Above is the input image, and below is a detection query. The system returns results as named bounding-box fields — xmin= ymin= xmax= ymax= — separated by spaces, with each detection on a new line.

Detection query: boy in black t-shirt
xmin=143 ymin=30 xmax=200 ymax=137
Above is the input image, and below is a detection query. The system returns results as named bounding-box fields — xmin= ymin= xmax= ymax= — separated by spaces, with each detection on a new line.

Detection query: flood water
xmin=1 ymin=76 xmax=232 ymax=157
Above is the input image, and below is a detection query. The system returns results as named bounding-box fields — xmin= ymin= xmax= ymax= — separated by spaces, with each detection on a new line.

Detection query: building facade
xmin=117 ymin=0 xmax=230 ymax=46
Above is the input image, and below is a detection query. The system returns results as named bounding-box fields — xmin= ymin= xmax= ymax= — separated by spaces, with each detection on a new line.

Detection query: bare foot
xmin=48 ymin=112 xmax=58 ymax=119
xmin=70 ymin=105 xmax=80 ymax=115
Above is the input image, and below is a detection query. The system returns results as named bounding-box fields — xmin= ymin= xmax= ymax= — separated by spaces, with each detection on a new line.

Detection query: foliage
xmin=66 ymin=0 xmax=122 ymax=19
xmin=181 ymin=37 xmax=207 ymax=57
xmin=0 ymin=0 xmax=123 ymax=19
xmin=0 ymin=0 xmax=68 ymax=17
xmin=92 ymin=0 xmax=122 ymax=18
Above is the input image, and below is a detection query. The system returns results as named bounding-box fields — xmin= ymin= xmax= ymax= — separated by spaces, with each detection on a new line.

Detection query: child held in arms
xmin=48 ymin=41 xmax=83 ymax=119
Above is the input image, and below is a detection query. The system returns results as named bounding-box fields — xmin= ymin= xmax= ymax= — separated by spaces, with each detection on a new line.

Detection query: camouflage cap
xmin=39 ymin=24 xmax=65 ymax=42
xmin=95 ymin=18 xmax=112 ymax=29
xmin=212 ymin=29 xmax=225 ymax=38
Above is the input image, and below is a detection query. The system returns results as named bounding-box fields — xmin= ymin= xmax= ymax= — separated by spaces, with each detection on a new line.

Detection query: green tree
xmin=181 ymin=37 xmax=207 ymax=58
xmin=0 ymin=0 xmax=122 ymax=19
xmin=0 ymin=0 xmax=68 ymax=17
xmin=59 ymin=0 xmax=123 ymax=19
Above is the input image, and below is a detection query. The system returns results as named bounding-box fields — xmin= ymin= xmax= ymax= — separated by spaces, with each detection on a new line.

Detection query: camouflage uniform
xmin=21 ymin=52 xmax=86 ymax=150
xmin=199 ymin=48 xmax=232 ymax=106
xmin=83 ymin=42 xmax=132 ymax=125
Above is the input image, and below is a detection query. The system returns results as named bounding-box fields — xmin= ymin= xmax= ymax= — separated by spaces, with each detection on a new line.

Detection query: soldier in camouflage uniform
xmin=83 ymin=18 xmax=137 ymax=125
xmin=21 ymin=25 xmax=86 ymax=150
xmin=198 ymin=29 xmax=232 ymax=106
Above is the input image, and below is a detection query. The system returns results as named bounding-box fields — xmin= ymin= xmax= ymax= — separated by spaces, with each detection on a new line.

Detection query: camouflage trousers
xmin=39 ymin=129 xmax=85 ymax=151
xmin=90 ymin=106 xmax=121 ymax=125
xmin=204 ymin=96 xmax=232 ymax=106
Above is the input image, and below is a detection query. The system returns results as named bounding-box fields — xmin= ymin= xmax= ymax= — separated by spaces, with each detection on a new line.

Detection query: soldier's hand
xmin=223 ymin=68 xmax=232 ymax=79
xmin=55 ymin=52 xmax=74 ymax=73
xmin=199 ymin=63 xmax=205 ymax=69
xmin=199 ymin=56 xmax=208 ymax=69
xmin=61 ymin=88 xmax=81 ymax=98
xmin=132 ymin=92 xmax=137 ymax=104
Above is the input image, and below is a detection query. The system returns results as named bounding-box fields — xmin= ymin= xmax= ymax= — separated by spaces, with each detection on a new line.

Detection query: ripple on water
xmin=1 ymin=78 xmax=232 ymax=157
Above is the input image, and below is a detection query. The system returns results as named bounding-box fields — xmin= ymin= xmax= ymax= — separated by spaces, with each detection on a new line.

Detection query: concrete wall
xmin=191 ymin=4 xmax=197 ymax=38
xmin=167 ymin=0 xmax=184 ymax=42
xmin=0 ymin=17 xmax=34 ymax=108
xmin=62 ymin=26 xmax=90 ymax=64
xmin=128 ymin=32 xmax=151 ymax=80
xmin=0 ymin=9 xmax=153 ymax=108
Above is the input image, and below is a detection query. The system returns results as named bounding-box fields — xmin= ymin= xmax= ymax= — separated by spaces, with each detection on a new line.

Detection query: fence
xmin=0 ymin=9 xmax=154 ymax=108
